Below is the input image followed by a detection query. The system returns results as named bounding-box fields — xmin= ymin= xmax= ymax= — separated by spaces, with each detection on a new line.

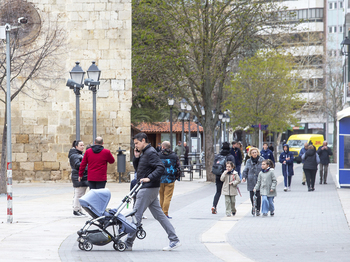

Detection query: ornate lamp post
xmin=168 ymin=94 xmax=175 ymax=150
xmin=67 ymin=62 xmax=85 ymax=141
xmin=218 ymin=111 xmax=223 ymax=146
xmin=85 ymin=61 xmax=101 ymax=143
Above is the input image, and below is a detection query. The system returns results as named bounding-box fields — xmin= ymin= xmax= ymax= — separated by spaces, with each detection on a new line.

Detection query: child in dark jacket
xmin=279 ymin=144 xmax=294 ymax=192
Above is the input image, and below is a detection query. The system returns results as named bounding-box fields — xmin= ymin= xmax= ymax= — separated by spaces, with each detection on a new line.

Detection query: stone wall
xmin=0 ymin=0 xmax=132 ymax=182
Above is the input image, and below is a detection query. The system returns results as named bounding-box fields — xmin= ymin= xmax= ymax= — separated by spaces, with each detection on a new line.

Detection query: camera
xmin=18 ymin=17 xmax=28 ymax=24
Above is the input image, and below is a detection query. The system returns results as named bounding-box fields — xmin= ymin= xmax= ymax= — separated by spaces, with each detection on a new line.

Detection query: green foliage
xmin=224 ymin=50 xmax=304 ymax=133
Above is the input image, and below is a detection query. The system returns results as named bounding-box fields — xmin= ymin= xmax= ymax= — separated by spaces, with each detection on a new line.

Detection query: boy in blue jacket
xmin=279 ymin=144 xmax=294 ymax=192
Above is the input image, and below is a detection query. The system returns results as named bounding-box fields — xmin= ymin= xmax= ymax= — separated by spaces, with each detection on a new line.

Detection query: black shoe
xmin=324 ymin=182 xmax=327 ymax=184
xmin=302 ymin=182 xmax=305 ymax=185
xmin=270 ymin=211 xmax=274 ymax=216
xmin=73 ymin=210 xmax=85 ymax=216
xmin=308 ymin=188 xmax=312 ymax=192
xmin=256 ymin=210 xmax=260 ymax=216
xmin=232 ymin=212 xmax=236 ymax=216
xmin=319 ymin=181 xmax=322 ymax=184
xmin=312 ymin=188 xmax=315 ymax=191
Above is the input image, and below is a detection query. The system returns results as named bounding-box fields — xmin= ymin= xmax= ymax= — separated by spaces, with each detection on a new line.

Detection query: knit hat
xmin=221 ymin=142 xmax=230 ymax=150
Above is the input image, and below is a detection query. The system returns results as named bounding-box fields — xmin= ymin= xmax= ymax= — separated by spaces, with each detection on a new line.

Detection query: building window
xmin=329 ymin=26 xmax=337 ymax=33
xmin=329 ymin=2 xmax=337 ymax=9
xmin=340 ymin=25 xmax=343 ymax=33
xmin=339 ymin=1 xmax=343 ymax=8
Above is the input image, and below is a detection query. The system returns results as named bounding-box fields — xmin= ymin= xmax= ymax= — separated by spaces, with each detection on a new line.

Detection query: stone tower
xmin=0 ymin=0 xmax=132 ymax=181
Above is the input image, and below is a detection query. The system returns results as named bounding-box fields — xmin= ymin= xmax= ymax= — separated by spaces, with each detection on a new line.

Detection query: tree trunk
xmin=0 ymin=116 xmax=7 ymax=194
xmin=333 ymin=119 xmax=337 ymax=163
xmin=204 ymin=122 xmax=215 ymax=182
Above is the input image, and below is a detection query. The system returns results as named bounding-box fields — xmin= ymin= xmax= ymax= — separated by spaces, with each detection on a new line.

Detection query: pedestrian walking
xmin=254 ymin=159 xmax=277 ymax=216
xmin=69 ymin=140 xmax=89 ymax=217
xmin=242 ymin=147 xmax=264 ymax=216
xmin=220 ymin=161 xmax=241 ymax=217
xmin=125 ymin=133 xmax=181 ymax=251
xmin=299 ymin=142 xmax=309 ymax=185
xmin=159 ymin=141 xmax=181 ymax=219
xmin=279 ymin=144 xmax=294 ymax=192
xmin=78 ymin=137 xmax=115 ymax=189
xmin=230 ymin=141 xmax=243 ymax=179
xmin=317 ymin=141 xmax=333 ymax=184
xmin=184 ymin=141 xmax=189 ymax=166
xmin=211 ymin=142 xmax=235 ymax=214
xmin=302 ymin=145 xmax=320 ymax=191
xmin=260 ymin=142 xmax=275 ymax=164
xmin=268 ymin=143 xmax=274 ymax=152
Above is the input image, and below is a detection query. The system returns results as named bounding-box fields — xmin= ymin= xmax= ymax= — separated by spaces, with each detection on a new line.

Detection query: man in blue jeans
xmin=230 ymin=141 xmax=242 ymax=179
xmin=125 ymin=132 xmax=181 ymax=251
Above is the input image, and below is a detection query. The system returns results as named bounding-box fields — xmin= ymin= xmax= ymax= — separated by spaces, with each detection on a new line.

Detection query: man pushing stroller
xmin=125 ymin=132 xmax=181 ymax=251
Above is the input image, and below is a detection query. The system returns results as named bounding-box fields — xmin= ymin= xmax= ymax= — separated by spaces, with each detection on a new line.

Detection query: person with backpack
xmin=242 ymin=147 xmax=264 ymax=216
xmin=211 ymin=142 xmax=235 ymax=214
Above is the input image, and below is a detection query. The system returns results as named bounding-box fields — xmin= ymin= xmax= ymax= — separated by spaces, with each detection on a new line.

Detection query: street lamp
xmin=186 ymin=103 xmax=192 ymax=157
xmin=1 ymin=19 xmax=28 ymax=223
xmin=226 ymin=114 xmax=230 ymax=142
xmin=67 ymin=62 xmax=85 ymax=141
xmin=85 ymin=61 xmax=101 ymax=143
xmin=222 ymin=113 xmax=228 ymax=142
xmin=180 ymin=98 xmax=187 ymax=143
xmin=168 ymin=94 xmax=175 ymax=150
xmin=218 ymin=111 xmax=223 ymax=146
xmin=341 ymin=36 xmax=350 ymax=98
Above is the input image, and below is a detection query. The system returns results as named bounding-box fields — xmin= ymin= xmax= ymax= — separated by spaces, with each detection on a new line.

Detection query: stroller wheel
xmin=78 ymin=242 xmax=85 ymax=250
xmin=113 ymin=241 xmax=126 ymax=252
xmin=83 ymin=241 xmax=93 ymax=251
xmin=136 ymin=229 xmax=146 ymax=240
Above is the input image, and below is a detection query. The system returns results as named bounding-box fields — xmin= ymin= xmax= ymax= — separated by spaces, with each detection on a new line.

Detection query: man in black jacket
xmin=317 ymin=141 xmax=333 ymax=184
xmin=125 ymin=133 xmax=181 ymax=251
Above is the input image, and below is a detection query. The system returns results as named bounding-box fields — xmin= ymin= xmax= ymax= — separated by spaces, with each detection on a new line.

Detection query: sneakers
xmin=251 ymin=207 xmax=255 ymax=216
xmin=125 ymin=245 xmax=132 ymax=251
xmin=166 ymin=215 xmax=172 ymax=219
xmin=284 ymin=187 xmax=287 ymax=192
xmin=287 ymin=187 xmax=291 ymax=191
xmin=302 ymin=182 xmax=305 ymax=185
xmin=226 ymin=214 xmax=231 ymax=217
xmin=73 ymin=210 xmax=85 ymax=216
xmin=256 ymin=210 xmax=260 ymax=216
xmin=163 ymin=241 xmax=182 ymax=251
xmin=263 ymin=213 xmax=268 ymax=216
xmin=211 ymin=207 xmax=217 ymax=214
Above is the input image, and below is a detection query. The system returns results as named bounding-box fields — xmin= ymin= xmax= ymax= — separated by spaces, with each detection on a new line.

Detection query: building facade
xmin=0 ymin=0 xmax=132 ymax=181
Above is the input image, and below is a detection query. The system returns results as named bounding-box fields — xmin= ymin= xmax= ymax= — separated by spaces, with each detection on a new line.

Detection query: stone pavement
xmin=1 ymin=163 xmax=350 ymax=262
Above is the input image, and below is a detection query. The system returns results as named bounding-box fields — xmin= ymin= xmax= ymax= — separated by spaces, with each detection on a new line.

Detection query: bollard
xmin=117 ymin=147 xmax=126 ymax=183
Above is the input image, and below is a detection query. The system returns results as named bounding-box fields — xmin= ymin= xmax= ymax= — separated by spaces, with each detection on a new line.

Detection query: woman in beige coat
xmin=220 ymin=161 xmax=241 ymax=216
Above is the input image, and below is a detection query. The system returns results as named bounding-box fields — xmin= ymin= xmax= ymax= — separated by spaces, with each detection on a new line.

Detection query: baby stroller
xmin=76 ymin=182 xmax=146 ymax=252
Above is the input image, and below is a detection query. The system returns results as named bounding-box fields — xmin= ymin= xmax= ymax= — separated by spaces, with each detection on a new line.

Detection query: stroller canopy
xmin=79 ymin=188 xmax=111 ymax=217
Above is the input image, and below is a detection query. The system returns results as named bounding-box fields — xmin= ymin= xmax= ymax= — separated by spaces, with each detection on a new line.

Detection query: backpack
xmin=212 ymin=154 xmax=227 ymax=175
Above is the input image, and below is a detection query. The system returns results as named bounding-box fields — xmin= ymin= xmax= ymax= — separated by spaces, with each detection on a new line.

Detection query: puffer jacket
xmin=242 ymin=156 xmax=264 ymax=191
xmin=220 ymin=170 xmax=241 ymax=196
xmin=279 ymin=144 xmax=294 ymax=176
xmin=302 ymin=148 xmax=319 ymax=170
xmin=69 ymin=148 xmax=88 ymax=187
xmin=159 ymin=148 xmax=180 ymax=184
xmin=133 ymin=144 xmax=165 ymax=188
xmin=254 ymin=168 xmax=277 ymax=197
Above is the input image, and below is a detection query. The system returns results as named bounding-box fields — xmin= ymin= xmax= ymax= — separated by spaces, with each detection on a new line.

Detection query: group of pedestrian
xmin=68 ymin=137 xmax=115 ymax=216
xmin=299 ymin=141 xmax=333 ymax=192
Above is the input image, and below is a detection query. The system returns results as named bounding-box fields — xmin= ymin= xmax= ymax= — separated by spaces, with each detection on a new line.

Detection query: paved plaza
xmin=0 ymin=163 xmax=350 ymax=262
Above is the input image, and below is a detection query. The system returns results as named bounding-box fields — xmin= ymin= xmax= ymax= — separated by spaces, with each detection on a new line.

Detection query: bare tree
xmin=0 ymin=0 xmax=65 ymax=193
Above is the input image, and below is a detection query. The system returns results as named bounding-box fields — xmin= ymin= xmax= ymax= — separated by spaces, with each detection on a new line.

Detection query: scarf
xmin=262 ymin=167 xmax=270 ymax=173
xmin=251 ymin=156 xmax=259 ymax=164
